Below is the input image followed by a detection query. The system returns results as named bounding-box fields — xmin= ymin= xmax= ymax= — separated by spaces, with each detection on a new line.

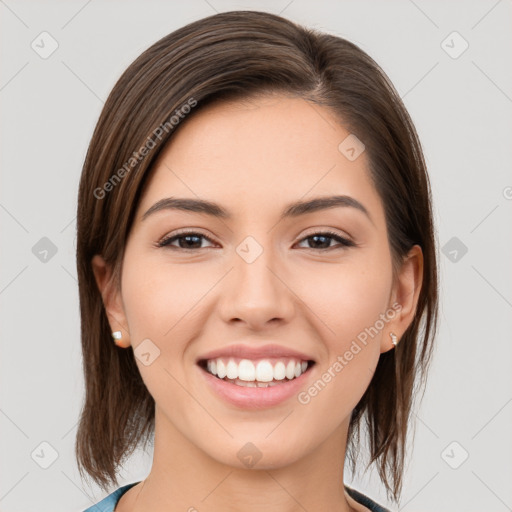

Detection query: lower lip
xmin=198 ymin=365 xmax=313 ymax=409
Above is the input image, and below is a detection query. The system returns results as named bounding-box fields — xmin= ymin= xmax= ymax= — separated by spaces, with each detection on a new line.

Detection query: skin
xmin=92 ymin=94 xmax=423 ymax=512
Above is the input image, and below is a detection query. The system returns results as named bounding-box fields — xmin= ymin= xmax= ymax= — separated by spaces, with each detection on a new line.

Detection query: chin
xmin=201 ymin=433 xmax=307 ymax=471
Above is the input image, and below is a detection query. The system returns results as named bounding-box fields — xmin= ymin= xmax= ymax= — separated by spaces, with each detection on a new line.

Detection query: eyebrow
xmin=141 ymin=195 xmax=373 ymax=225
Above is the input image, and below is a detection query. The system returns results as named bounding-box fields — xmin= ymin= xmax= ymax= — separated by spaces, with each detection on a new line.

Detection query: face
xmin=93 ymin=94 xmax=422 ymax=471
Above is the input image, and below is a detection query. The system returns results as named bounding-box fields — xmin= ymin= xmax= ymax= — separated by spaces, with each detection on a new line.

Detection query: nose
xmin=218 ymin=242 xmax=296 ymax=330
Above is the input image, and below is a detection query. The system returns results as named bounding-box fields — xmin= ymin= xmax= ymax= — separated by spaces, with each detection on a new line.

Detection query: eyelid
xmin=296 ymin=229 xmax=356 ymax=249
xmin=298 ymin=226 xmax=353 ymax=241
xmin=157 ymin=228 xmax=217 ymax=247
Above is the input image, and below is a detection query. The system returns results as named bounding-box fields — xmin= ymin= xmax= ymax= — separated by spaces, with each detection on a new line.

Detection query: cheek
xmin=296 ymin=257 xmax=391 ymax=405
xmin=292 ymin=271 xmax=389 ymax=436
xmin=120 ymin=257 xmax=200 ymax=407
xmin=121 ymin=254 xmax=207 ymax=342
xmin=302 ymin=259 xmax=392 ymax=345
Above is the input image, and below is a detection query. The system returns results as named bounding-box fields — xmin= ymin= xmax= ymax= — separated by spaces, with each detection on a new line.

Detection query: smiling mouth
xmin=198 ymin=357 xmax=315 ymax=388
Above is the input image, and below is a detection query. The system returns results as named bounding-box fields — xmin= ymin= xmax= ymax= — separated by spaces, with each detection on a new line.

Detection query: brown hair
xmin=75 ymin=10 xmax=438 ymax=504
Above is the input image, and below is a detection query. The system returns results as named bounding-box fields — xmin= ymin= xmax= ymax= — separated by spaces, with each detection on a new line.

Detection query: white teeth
xmin=274 ymin=361 xmax=286 ymax=380
xmin=238 ymin=359 xmax=256 ymax=381
xmin=204 ymin=357 xmax=310 ymax=383
xmin=226 ymin=360 xmax=238 ymax=379
xmin=216 ymin=359 xmax=226 ymax=379
xmin=286 ymin=360 xmax=295 ymax=380
xmin=256 ymin=360 xmax=274 ymax=382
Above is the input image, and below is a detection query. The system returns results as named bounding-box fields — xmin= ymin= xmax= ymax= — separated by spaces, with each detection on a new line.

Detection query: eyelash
xmin=157 ymin=229 xmax=356 ymax=252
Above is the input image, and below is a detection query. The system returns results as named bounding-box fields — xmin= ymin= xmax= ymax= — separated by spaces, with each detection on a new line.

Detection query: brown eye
xmin=157 ymin=230 xmax=355 ymax=252
xmin=158 ymin=231 xmax=215 ymax=250
xmin=296 ymin=231 xmax=355 ymax=250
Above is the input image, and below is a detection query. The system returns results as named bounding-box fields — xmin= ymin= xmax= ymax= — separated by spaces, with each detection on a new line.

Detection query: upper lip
xmin=196 ymin=343 xmax=316 ymax=363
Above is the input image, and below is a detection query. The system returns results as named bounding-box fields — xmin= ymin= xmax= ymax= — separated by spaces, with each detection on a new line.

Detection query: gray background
xmin=1 ymin=1 xmax=511 ymax=511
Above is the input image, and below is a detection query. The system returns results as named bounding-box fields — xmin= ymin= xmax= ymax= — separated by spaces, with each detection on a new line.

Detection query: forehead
xmin=136 ymin=94 xmax=385 ymax=227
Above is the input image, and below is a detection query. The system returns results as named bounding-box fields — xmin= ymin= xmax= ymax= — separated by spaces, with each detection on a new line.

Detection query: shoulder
xmin=344 ymin=484 xmax=392 ymax=512
xmin=82 ymin=482 xmax=140 ymax=512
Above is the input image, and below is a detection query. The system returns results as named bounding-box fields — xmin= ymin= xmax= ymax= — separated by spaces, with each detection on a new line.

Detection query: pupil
xmin=311 ymin=235 xmax=329 ymax=249
xmin=182 ymin=235 xmax=201 ymax=248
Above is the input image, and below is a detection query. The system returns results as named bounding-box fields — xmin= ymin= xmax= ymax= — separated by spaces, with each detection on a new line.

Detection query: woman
xmin=75 ymin=10 xmax=438 ymax=512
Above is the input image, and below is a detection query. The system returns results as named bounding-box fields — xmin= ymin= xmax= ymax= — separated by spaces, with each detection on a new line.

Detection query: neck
xmin=124 ymin=407 xmax=361 ymax=512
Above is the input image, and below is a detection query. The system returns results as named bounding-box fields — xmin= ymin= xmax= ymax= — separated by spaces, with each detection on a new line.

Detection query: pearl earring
xmin=390 ymin=332 xmax=398 ymax=347
xmin=112 ymin=331 xmax=123 ymax=346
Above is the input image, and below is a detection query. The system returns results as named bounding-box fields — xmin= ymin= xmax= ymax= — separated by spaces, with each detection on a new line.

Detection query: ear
xmin=381 ymin=244 xmax=424 ymax=353
xmin=91 ymin=254 xmax=131 ymax=348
